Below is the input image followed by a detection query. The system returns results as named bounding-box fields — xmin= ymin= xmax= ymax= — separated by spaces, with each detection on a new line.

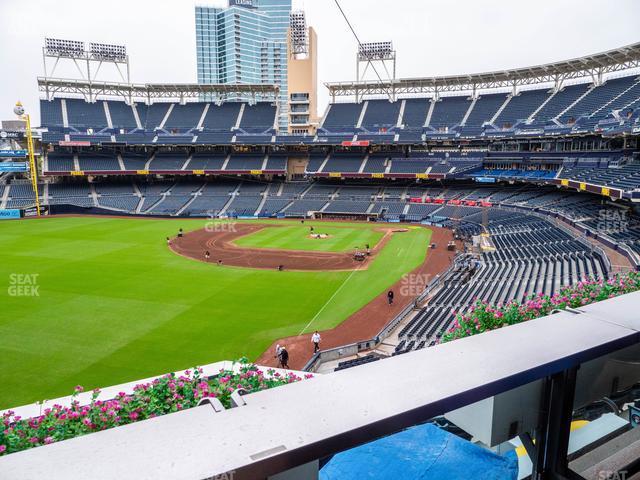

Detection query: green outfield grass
xmin=232 ymin=224 xmax=385 ymax=252
xmin=0 ymin=217 xmax=431 ymax=408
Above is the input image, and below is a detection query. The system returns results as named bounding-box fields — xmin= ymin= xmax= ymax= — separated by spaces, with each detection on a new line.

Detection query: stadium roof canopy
xmin=326 ymin=41 xmax=640 ymax=100
xmin=38 ymin=77 xmax=279 ymax=103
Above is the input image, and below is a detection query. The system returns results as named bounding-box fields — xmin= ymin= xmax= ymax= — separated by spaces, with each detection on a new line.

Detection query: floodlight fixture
xmin=44 ymin=38 xmax=85 ymax=58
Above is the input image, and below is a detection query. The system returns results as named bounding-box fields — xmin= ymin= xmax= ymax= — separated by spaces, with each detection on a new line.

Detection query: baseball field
xmin=0 ymin=217 xmax=431 ymax=408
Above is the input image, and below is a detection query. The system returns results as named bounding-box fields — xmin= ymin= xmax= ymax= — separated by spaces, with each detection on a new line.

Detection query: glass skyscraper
xmin=195 ymin=0 xmax=292 ymax=130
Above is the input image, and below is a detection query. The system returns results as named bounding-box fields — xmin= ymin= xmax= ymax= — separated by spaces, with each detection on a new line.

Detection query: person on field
xmin=166 ymin=237 xmax=171 ymax=246
xmin=274 ymin=344 xmax=282 ymax=360
xmin=204 ymin=250 xmax=210 ymax=261
xmin=387 ymin=290 xmax=394 ymax=306
xmin=279 ymin=346 xmax=290 ymax=369
xmin=311 ymin=331 xmax=321 ymax=353
xmin=178 ymin=228 xmax=184 ymax=238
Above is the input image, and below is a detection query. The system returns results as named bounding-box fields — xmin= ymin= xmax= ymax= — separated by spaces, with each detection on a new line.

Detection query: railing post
xmin=532 ymin=366 xmax=586 ymax=480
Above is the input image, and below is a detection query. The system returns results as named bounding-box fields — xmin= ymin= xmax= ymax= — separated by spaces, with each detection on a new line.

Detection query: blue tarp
xmin=320 ymin=423 xmax=518 ymax=480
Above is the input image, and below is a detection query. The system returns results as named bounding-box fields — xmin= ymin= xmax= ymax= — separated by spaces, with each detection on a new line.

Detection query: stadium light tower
xmin=13 ymin=102 xmax=41 ymax=217
xmin=290 ymin=11 xmax=309 ymax=57
xmin=356 ymin=41 xmax=396 ymax=101
xmin=42 ymin=38 xmax=131 ymax=99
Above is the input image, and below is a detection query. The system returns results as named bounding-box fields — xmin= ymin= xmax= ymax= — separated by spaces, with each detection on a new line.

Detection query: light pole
xmin=14 ymin=102 xmax=41 ymax=216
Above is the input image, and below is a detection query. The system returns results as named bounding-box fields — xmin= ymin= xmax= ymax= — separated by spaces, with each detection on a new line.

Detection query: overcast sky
xmin=0 ymin=0 xmax=638 ymax=124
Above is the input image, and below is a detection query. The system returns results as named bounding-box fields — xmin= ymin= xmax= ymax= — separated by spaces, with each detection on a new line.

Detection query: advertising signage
xmin=230 ymin=0 xmax=256 ymax=8
xmin=0 ymin=150 xmax=27 ymax=158
xmin=0 ymin=162 xmax=29 ymax=172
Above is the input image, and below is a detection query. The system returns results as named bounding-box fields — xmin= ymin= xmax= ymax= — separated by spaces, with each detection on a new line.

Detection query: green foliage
xmin=441 ymin=273 xmax=640 ymax=343
xmin=0 ymin=360 xmax=311 ymax=456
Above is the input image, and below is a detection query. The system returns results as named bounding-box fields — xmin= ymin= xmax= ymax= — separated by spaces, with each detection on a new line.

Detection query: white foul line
xmin=299 ymin=227 xmax=424 ymax=335
xmin=298 ymin=263 xmax=366 ymax=336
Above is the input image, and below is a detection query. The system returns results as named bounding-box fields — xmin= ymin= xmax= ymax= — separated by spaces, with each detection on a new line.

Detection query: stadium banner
xmin=250 ymin=170 xmax=263 ymax=175
xmin=70 ymin=171 xmax=85 ymax=176
xmin=579 ymin=183 xmax=587 ymax=191
xmin=0 ymin=130 xmax=24 ymax=139
xmin=22 ymin=205 xmax=49 ymax=217
xmin=415 ymin=173 xmax=428 ymax=179
xmin=341 ymin=140 xmax=370 ymax=147
xmin=329 ymin=172 xmax=342 ymax=178
xmin=58 ymin=141 xmax=91 ymax=147
xmin=371 ymin=173 xmax=385 ymax=179
xmin=601 ymin=187 xmax=611 ymax=197
xmin=137 ymin=170 xmax=150 ymax=175
xmin=192 ymin=170 xmax=205 ymax=175
xmin=0 ymin=150 xmax=27 ymax=158
xmin=560 ymin=179 xmax=569 ymax=186
xmin=475 ymin=177 xmax=497 ymax=183
xmin=0 ymin=209 xmax=21 ymax=220
xmin=0 ymin=161 xmax=29 ymax=172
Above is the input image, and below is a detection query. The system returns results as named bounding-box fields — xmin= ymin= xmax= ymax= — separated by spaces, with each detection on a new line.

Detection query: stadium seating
xmin=38 ymin=70 xmax=640 ymax=146
xmin=239 ymin=103 xmax=276 ymax=133
xmin=189 ymin=152 xmax=226 ymax=171
xmin=429 ymin=96 xmax=471 ymax=130
xmin=322 ymin=154 xmax=365 ymax=173
xmin=361 ymin=100 xmax=400 ymax=131
xmin=202 ymin=104 xmax=242 ymax=131
xmin=322 ymin=103 xmax=362 ymax=132
xmin=148 ymin=152 xmax=189 ymax=171
xmin=65 ymin=99 xmax=108 ymax=129
xmin=395 ymin=213 xmax=609 ymax=354
xmin=78 ymin=152 xmax=121 ymax=172
xmin=493 ymin=89 xmax=549 ymax=128
xmin=401 ymin=98 xmax=429 ymax=129
xmin=139 ymin=103 xmax=172 ymax=131
xmin=40 ymin=99 xmax=64 ymax=127
xmin=464 ymin=93 xmax=508 ymax=128
xmin=108 ymin=101 xmax=138 ymax=130
xmin=226 ymin=154 xmax=265 ymax=171
xmin=46 ymin=152 xmax=75 ymax=172
xmin=164 ymin=103 xmax=206 ymax=132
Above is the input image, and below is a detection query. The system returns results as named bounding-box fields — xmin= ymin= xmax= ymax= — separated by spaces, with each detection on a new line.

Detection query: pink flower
xmin=129 ymin=412 xmax=139 ymax=421
xmin=74 ymin=385 xmax=84 ymax=393
xmin=0 ymin=445 xmax=6 ymax=454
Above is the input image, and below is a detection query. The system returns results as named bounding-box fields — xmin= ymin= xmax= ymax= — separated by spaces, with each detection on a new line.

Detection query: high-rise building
xmin=195 ymin=0 xmax=293 ymax=130
xmin=287 ymin=11 xmax=318 ymax=135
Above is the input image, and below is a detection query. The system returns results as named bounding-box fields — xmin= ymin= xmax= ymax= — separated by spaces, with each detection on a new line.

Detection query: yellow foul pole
xmin=24 ymin=113 xmax=41 ymax=217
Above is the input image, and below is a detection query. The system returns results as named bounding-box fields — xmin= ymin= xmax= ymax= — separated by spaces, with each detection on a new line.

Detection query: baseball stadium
xmin=2 ymin=1 xmax=640 ymax=479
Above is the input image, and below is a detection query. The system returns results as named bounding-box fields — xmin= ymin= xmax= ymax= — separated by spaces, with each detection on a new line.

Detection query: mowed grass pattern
xmin=232 ymin=224 xmax=385 ymax=252
xmin=0 ymin=217 xmax=430 ymax=408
